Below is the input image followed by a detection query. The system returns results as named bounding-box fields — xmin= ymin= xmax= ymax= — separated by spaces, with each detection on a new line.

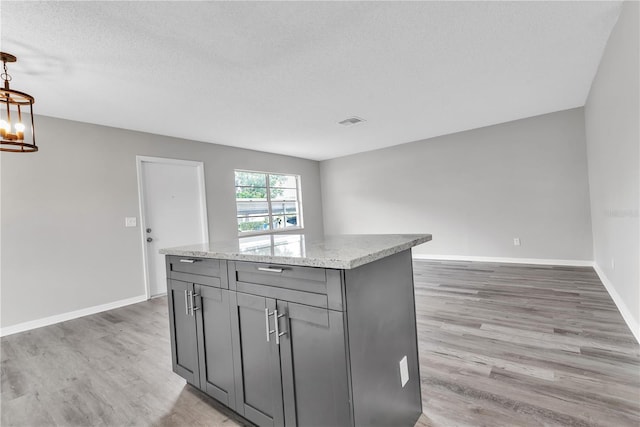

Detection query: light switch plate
xmin=125 ymin=217 xmax=137 ymax=227
xmin=399 ymin=355 xmax=409 ymax=387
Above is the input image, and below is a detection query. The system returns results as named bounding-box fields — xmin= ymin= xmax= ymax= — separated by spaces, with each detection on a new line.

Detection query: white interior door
xmin=137 ymin=157 xmax=209 ymax=297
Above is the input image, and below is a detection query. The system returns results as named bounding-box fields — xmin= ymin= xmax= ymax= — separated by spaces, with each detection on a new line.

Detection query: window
xmin=235 ymin=170 xmax=303 ymax=235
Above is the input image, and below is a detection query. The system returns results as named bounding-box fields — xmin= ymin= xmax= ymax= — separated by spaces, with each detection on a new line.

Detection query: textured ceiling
xmin=1 ymin=1 xmax=622 ymax=160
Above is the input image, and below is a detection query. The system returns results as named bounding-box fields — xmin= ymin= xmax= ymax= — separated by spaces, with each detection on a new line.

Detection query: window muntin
xmin=235 ymin=170 xmax=303 ymax=234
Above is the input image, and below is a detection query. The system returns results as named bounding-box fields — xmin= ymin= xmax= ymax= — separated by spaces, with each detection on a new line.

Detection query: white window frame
xmin=234 ymin=169 xmax=304 ymax=236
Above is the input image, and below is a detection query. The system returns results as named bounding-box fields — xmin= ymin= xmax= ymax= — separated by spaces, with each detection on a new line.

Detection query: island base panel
xmin=344 ymin=250 xmax=423 ymax=427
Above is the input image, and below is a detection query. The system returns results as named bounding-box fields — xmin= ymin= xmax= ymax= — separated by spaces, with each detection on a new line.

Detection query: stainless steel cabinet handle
xmin=190 ymin=293 xmax=200 ymax=315
xmin=184 ymin=290 xmax=190 ymax=316
xmin=180 ymin=259 xmax=197 ymax=264
xmin=277 ymin=310 xmax=287 ymax=345
xmin=274 ymin=309 xmax=287 ymax=345
xmin=265 ymin=308 xmax=275 ymax=342
xmin=265 ymin=308 xmax=270 ymax=342
xmin=274 ymin=309 xmax=280 ymax=345
xmin=258 ymin=267 xmax=283 ymax=273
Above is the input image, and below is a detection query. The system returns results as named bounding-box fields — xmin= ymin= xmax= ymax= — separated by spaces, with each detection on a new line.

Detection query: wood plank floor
xmin=414 ymin=260 xmax=640 ymax=427
xmin=1 ymin=298 xmax=246 ymax=427
xmin=1 ymin=260 xmax=638 ymax=426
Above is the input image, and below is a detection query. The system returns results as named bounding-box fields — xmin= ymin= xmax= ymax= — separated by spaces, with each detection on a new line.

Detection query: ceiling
xmin=1 ymin=1 xmax=622 ymax=161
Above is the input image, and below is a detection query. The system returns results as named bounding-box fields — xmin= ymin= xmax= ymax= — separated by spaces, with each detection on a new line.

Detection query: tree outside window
xmin=235 ymin=170 xmax=302 ymax=234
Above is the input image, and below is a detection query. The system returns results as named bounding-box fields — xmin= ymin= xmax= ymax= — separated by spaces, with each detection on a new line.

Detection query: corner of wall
xmin=583 ymin=0 xmax=640 ymax=344
xmin=592 ymin=262 xmax=640 ymax=344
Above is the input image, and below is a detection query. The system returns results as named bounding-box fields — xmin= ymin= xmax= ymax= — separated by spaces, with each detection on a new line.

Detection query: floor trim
xmin=412 ymin=254 xmax=593 ymax=267
xmin=4 ymin=258 xmax=636 ymax=345
xmin=0 ymin=294 xmax=148 ymax=337
xmin=592 ymin=263 xmax=640 ymax=344
xmin=412 ymin=254 xmax=639 ymax=345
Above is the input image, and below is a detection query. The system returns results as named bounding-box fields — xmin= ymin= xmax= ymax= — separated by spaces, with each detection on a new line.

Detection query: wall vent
xmin=338 ymin=116 xmax=366 ymax=127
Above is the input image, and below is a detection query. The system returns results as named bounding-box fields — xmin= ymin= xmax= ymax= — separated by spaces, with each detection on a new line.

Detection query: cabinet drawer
xmin=231 ymin=261 xmax=344 ymax=310
xmin=167 ymin=256 xmax=228 ymax=288
xmin=235 ymin=261 xmax=326 ymax=293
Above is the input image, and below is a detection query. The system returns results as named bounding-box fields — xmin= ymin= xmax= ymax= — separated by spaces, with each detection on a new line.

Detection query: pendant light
xmin=0 ymin=52 xmax=37 ymax=152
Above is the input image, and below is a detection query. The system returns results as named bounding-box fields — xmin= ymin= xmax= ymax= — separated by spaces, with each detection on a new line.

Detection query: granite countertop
xmin=159 ymin=234 xmax=431 ymax=269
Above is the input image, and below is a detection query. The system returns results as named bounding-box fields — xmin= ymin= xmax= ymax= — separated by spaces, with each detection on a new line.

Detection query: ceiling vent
xmin=338 ymin=116 xmax=366 ymax=127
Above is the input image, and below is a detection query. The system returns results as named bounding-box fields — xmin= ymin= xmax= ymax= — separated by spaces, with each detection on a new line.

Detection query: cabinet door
xmin=230 ymin=292 xmax=284 ymax=427
xmin=167 ymin=279 xmax=199 ymax=387
xmin=279 ymin=301 xmax=352 ymax=427
xmin=195 ymin=285 xmax=236 ymax=409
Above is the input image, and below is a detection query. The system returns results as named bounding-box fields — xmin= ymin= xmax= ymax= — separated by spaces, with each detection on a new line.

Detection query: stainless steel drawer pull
xmin=258 ymin=267 xmax=283 ymax=273
xmin=179 ymin=259 xmax=197 ymax=263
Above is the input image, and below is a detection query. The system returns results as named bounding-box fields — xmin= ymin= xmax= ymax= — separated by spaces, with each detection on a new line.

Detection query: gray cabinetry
xmin=166 ymin=250 xmax=422 ymax=427
xmin=196 ymin=284 xmax=235 ymax=407
xmin=278 ymin=301 xmax=351 ymax=427
xmin=228 ymin=261 xmax=351 ymax=427
xmin=167 ymin=279 xmax=199 ymax=386
xmin=229 ymin=292 xmax=284 ymax=427
xmin=166 ymin=257 xmax=236 ymax=408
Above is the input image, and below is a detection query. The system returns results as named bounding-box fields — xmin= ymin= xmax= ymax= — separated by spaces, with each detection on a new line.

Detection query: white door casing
xmin=136 ymin=156 xmax=209 ymax=298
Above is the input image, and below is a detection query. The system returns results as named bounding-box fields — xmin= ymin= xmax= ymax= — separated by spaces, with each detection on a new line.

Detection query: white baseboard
xmin=412 ymin=254 xmax=593 ymax=267
xmin=412 ymin=254 xmax=639 ymax=344
xmin=150 ymin=292 xmax=167 ymax=299
xmin=592 ymin=264 xmax=640 ymax=344
xmin=0 ymin=294 xmax=148 ymax=337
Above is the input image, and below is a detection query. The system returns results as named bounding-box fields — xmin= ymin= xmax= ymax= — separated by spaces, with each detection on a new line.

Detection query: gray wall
xmin=320 ymin=108 xmax=593 ymax=261
xmin=585 ymin=1 xmax=639 ymax=331
xmin=1 ymin=115 xmax=323 ymax=328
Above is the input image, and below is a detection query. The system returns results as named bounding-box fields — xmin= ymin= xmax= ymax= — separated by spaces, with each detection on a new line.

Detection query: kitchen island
xmin=160 ymin=233 xmax=431 ymax=427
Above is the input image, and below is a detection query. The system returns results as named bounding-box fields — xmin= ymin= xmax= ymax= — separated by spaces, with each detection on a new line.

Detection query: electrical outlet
xmin=611 ymin=258 xmax=615 ymax=270
xmin=125 ymin=217 xmax=137 ymax=227
xmin=399 ymin=356 xmax=409 ymax=387
xmin=513 ymin=237 xmax=521 ymax=246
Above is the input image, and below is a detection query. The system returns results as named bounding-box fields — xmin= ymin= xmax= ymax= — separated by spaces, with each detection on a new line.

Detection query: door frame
xmin=136 ymin=155 xmax=210 ymax=299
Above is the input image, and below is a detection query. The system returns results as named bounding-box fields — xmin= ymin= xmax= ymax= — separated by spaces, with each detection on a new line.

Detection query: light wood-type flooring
xmin=1 ymin=260 xmax=639 ymax=426
xmin=413 ymin=261 xmax=639 ymax=426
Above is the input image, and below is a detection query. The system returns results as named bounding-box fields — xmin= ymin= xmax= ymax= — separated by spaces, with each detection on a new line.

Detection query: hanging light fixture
xmin=0 ymin=52 xmax=36 ymax=153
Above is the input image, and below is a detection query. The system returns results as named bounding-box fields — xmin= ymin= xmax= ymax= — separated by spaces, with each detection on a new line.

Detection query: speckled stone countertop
xmin=160 ymin=234 xmax=431 ymax=269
